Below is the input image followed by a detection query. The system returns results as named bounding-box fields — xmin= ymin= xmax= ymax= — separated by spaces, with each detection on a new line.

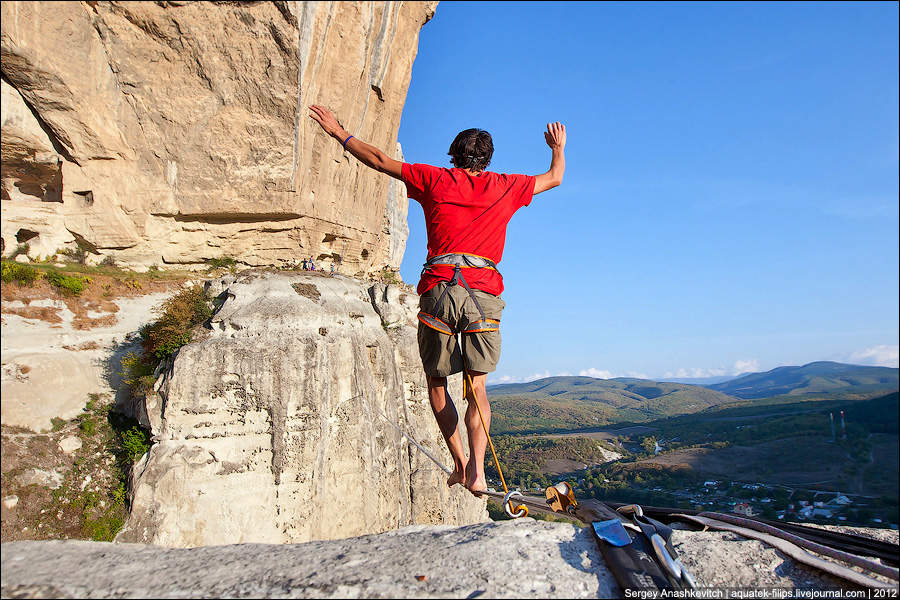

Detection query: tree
xmin=641 ymin=436 xmax=658 ymax=455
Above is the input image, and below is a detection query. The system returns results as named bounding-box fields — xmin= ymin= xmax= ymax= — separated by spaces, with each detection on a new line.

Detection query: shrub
xmin=50 ymin=417 xmax=67 ymax=432
xmin=379 ymin=267 xmax=401 ymax=285
xmin=83 ymin=512 xmax=125 ymax=542
xmin=141 ymin=285 xmax=212 ymax=359
xmin=46 ymin=270 xmax=91 ymax=296
xmin=120 ymin=351 xmax=156 ymax=391
xmin=112 ymin=482 xmax=127 ymax=507
xmin=79 ymin=415 xmax=97 ymax=436
xmin=85 ymin=393 xmax=101 ymax=412
xmin=1 ymin=261 xmax=42 ymax=286
xmin=121 ymin=426 xmax=152 ymax=462
xmin=60 ymin=245 xmax=88 ymax=265
xmin=205 ymin=256 xmax=237 ymax=269
xmin=9 ymin=243 xmax=30 ymax=259
xmin=99 ymin=255 xmax=117 ymax=267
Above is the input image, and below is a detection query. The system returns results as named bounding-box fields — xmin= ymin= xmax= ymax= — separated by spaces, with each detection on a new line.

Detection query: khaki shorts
xmin=417 ymin=282 xmax=505 ymax=377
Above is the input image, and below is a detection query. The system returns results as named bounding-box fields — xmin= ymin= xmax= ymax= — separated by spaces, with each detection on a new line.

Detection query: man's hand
xmin=308 ymin=103 xmax=403 ymax=180
xmin=534 ymin=121 xmax=566 ymax=195
xmin=544 ymin=121 xmax=566 ymax=150
xmin=309 ymin=105 xmax=349 ymax=141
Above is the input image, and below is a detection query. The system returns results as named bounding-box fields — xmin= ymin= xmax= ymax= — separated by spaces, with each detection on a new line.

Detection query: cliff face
xmin=1 ymin=1 xmax=430 ymax=271
xmin=116 ymin=271 xmax=485 ymax=547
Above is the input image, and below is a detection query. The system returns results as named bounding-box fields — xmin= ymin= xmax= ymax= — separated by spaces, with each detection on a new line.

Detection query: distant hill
xmin=487 ymin=376 xmax=736 ymax=434
xmin=657 ymin=375 xmax=738 ymax=385
xmin=705 ymin=361 xmax=898 ymax=399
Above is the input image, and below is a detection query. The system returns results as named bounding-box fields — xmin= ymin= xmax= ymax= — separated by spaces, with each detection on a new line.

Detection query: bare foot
xmin=465 ymin=463 xmax=486 ymax=497
xmin=447 ymin=465 xmax=466 ymax=488
xmin=466 ymin=477 xmax=487 ymax=497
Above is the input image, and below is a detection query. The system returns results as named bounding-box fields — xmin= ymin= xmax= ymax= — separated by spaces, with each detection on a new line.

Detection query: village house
xmin=733 ymin=503 xmax=755 ymax=517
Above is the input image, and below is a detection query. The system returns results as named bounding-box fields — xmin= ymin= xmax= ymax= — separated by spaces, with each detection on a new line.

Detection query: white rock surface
xmin=3 ymin=519 xmax=887 ymax=598
xmin=1 ymin=290 xmax=178 ymax=432
xmin=17 ymin=469 xmax=63 ymax=490
xmin=57 ymin=436 xmax=82 ymax=454
xmin=116 ymin=272 xmax=485 ymax=548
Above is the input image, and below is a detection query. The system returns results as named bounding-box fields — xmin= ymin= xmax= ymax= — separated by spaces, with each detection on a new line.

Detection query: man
xmin=309 ymin=105 xmax=566 ymax=494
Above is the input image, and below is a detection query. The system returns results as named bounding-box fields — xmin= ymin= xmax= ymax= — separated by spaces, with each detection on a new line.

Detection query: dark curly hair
xmin=448 ymin=128 xmax=493 ymax=172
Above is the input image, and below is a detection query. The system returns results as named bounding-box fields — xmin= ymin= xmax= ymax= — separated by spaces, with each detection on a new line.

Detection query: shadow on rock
xmin=101 ymin=332 xmax=144 ymax=421
xmin=557 ymin=525 xmax=620 ymax=598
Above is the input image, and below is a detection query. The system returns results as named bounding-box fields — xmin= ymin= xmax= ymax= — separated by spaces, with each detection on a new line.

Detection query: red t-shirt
xmin=402 ymin=163 xmax=535 ymax=296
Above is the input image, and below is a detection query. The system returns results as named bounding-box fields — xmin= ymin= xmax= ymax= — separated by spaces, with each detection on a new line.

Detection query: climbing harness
xmin=416 ymin=253 xmax=501 ymax=336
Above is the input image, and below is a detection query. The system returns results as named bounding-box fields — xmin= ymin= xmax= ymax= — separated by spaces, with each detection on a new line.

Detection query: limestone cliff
xmin=116 ymin=271 xmax=485 ymax=547
xmin=1 ymin=1 xmax=432 ymax=271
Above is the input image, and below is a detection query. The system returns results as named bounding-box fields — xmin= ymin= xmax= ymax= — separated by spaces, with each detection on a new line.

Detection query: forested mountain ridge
xmin=487 ymin=363 xmax=899 ymax=434
xmin=488 ymin=377 xmax=735 ymax=434
xmin=705 ymin=361 xmax=898 ymax=399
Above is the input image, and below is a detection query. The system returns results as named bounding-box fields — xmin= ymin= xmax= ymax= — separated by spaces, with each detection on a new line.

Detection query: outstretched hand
xmin=544 ymin=121 xmax=566 ymax=150
xmin=308 ymin=105 xmax=347 ymax=139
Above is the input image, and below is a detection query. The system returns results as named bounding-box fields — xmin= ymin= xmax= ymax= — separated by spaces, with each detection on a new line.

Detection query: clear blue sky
xmin=396 ymin=1 xmax=899 ymax=384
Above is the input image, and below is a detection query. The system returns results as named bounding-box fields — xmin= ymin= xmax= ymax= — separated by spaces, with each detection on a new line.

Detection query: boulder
xmin=116 ymin=271 xmax=485 ymax=547
xmin=58 ymin=436 xmax=82 ymax=454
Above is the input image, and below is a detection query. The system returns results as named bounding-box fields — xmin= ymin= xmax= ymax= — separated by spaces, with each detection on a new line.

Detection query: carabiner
xmin=503 ymin=490 xmax=528 ymax=518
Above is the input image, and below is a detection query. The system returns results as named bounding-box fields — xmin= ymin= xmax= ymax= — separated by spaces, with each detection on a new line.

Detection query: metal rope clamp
xmin=503 ymin=490 xmax=528 ymax=518
xmin=545 ymin=481 xmax=578 ymax=515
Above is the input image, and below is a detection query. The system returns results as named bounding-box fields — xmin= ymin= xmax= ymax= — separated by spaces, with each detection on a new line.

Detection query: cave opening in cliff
xmin=74 ymin=190 xmax=94 ymax=206
xmin=15 ymin=228 xmax=39 ymax=244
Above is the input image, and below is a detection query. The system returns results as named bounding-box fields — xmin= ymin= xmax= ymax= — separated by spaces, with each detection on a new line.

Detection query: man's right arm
xmin=309 ymin=104 xmax=403 ymax=180
xmin=534 ymin=121 xmax=566 ymax=195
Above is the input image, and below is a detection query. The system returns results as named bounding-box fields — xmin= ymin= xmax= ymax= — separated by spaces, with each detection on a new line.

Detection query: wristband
xmin=342 ymin=134 xmax=354 ymax=149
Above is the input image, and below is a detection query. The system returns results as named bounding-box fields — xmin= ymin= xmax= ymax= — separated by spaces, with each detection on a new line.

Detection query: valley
xmin=485 ymin=365 xmax=899 ymax=529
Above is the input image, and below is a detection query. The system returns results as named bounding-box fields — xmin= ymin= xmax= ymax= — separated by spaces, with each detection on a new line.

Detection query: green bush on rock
xmin=1 ymin=261 xmax=42 ymax=286
xmin=46 ymin=270 xmax=91 ymax=296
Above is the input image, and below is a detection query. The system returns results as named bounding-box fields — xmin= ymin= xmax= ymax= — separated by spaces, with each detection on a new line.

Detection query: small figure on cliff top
xmin=309 ymin=104 xmax=566 ymax=496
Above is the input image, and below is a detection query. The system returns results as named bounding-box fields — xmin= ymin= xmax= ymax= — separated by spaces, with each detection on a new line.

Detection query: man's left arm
xmin=308 ymin=105 xmax=403 ymax=180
